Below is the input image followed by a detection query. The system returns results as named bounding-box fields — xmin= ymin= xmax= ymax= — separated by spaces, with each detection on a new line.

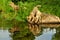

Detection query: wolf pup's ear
xmin=36 ymin=5 xmax=41 ymax=8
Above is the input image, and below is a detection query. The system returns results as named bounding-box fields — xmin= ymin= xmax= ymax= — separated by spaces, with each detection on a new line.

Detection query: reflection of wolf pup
xmin=9 ymin=26 xmax=20 ymax=33
xmin=28 ymin=24 xmax=41 ymax=35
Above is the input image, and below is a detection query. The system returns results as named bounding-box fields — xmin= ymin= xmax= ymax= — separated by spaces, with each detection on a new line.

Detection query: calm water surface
xmin=35 ymin=28 xmax=56 ymax=40
xmin=0 ymin=30 xmax=11 ymax=40
xmin=0 ymin=24 xmax=60 ymax=40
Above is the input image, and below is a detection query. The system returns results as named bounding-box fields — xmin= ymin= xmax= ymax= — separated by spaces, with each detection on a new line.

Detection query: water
xmin=0 ymin=24 xmax=60 ymax=40
xmin=0 ymin=30 xmax=11 ymax=40
xmin=0 ymin=28 xmax=56 ymax=40
xmin=35 ymin=28 xmax=56 ymax=40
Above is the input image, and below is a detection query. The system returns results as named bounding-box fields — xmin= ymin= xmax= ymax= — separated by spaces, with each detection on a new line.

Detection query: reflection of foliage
xmin=9 ymin=28 xmax=35 ymax=40
xmin=12 ymin=31 xmax=35 ymax=40
xmin=52 ymin=32 xmax=60 ymax=40
xmin=8 ymin=22 xmax=35 ymax=40
xmin=52 ymin=27 xmax=60 ymax=40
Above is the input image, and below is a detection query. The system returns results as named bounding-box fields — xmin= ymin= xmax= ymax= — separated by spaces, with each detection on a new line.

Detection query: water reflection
xmin=10 ymin=31 xmax=35 ymax=40
xmin=28 ymin=24 xmax=60 ymax=36
xmin=9 ymin=27 xmax=35 ymax=40
xmin=35 ymin=28 xmax=56 ymax=40
xmin=0 ymin=23 xmax=60 ymax=40
xmin=28 ymin=24 xmax=42 ymax=36
xmin=8 ymin=23 xmax=35 ymax=40
xmin=0 ymin=30 xmax=11 ymax=40
xmin=52 ymin=27 xmax=60 ymax=40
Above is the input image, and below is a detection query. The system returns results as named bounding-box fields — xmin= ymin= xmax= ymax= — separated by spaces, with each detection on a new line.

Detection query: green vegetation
xmin=0 ymin=0 xmax=60 ymax=21
xmin=0 ymin=0 xmax=60 ymax=40
xmin=0 ymin=0 xmax=60 ymax=27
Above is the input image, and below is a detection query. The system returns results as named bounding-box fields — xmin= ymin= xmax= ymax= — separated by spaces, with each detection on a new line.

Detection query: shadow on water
xmin=0 ymin=23 xmax=60 ymax=40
